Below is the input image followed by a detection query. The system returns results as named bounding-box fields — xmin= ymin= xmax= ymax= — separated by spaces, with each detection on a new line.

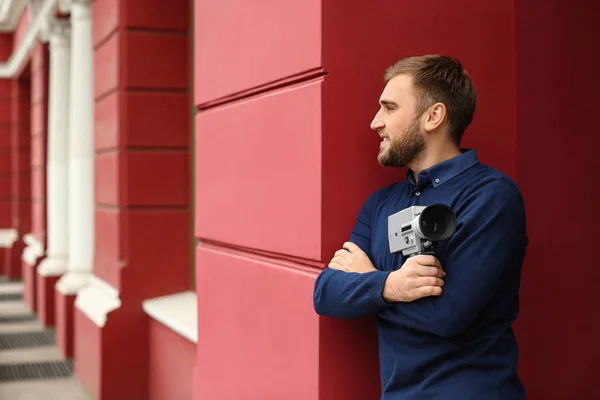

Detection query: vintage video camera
xmin=388 ymin=204 xmax=457 ymax=257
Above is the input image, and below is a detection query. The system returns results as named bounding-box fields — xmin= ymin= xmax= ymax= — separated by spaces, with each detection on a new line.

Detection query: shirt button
xmin=435 ymin=178 xmax=440 ymax=184
xmin=415 ymin=191 xmax=421 ymax=196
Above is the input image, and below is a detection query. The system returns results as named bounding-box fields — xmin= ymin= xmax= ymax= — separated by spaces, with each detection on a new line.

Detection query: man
xmin=313 ymin=55 xmax=528 ymax=399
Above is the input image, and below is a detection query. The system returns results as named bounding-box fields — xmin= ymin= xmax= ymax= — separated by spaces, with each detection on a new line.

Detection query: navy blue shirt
xmin=313 ymin=149 xmax=527 ymax=399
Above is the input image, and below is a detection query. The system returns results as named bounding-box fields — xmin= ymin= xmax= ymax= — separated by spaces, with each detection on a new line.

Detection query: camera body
xmin=388 ymin=204 xmax=457 ymax=257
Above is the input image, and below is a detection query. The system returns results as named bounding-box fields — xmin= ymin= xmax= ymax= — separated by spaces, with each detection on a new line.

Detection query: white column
xmin=56 ymin=0 xmax=94 ymax=295
xmin=38 ymin=20 xmax=71 ymax=278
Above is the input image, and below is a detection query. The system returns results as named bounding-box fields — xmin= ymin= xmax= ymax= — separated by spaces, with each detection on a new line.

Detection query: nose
xmin=370 ymin=110 xmax=384 ymax=131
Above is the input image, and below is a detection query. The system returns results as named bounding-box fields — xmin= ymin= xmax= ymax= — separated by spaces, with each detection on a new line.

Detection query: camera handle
xmin=408 ymin=240 xmax=437 ymax=257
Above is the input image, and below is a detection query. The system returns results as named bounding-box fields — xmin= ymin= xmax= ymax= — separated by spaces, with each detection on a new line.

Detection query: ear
xmin=423 ymin=103 xmax=447 ymax=132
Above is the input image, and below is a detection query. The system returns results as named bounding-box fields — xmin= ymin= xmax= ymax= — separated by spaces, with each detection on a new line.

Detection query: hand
xmin=328 ymin=242 xmax=377 ymax=274
xmin=383 ymin=255 xmax=446 ymax=302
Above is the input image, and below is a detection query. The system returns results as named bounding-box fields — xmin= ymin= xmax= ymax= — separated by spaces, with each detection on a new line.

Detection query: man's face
xmin=370 ymin=74 xmax=426 ymax=167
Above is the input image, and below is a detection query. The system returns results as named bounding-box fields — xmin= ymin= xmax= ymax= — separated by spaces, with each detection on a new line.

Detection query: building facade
xmin=0 ymin=0 xmax=598 ymax=399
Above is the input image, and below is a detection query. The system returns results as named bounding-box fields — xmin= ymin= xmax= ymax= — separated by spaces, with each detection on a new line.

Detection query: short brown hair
xmin=384 ymin=55 xmax=476 ymax=144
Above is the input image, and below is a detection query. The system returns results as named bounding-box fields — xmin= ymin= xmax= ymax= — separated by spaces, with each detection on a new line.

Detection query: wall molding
xmin=143 ymin=291 xmax=198 ymax=343
xmin=0 ymin=0 xmax=57 ymax=77
xmin=0 ymin=229 xmax=18 ymax=248
xmin=74 ymin=274 xmax=121 ymax=327
xmin=0 ymin=0 xmax=28 ymax=32
xmin=21 ymin=233 xmax=44 ymax=266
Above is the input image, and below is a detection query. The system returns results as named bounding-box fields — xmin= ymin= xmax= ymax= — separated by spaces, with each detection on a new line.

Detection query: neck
xmin=410 ymin=141 xmax=462 ymax=183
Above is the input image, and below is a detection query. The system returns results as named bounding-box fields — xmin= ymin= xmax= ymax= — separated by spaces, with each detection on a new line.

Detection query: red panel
xmin=0 ymin=100 xmax=10 ymax=124
xmin=195 ymin=245 xmax=319 ymax=399
xmin=195 ymin=81 xmax=322 ymax=260
xmin=37 ymin=273 xmax=59 ymax=327
xmin=95 ymin=91 xmax=120 ymax=151
xmin=122 ymin=0 xmax=189 ymax=31
xmin=122 ymin=32 xmax=188 ymax=89
xmin=94 ymin=151 xmax=120 ymax=206
xmin=16 ymin=174 xmax=31 ymax=197
xmin=31 ymin=169 xmax=45 ymax=198
xmin=5 ymin=242 xmax=24 ymax=279
xmin=0 ymin=175 xmax=10 ymax=198
xmin=92 ymin=0 xmax=119 ymax=47
xmin=31 ymin=136 xmax=45 ymax=168
xmin=31 ymin=66 xmax=45 ymax=105
xmin=56 ymin=290 xmax=75 ymax=358
xmin=31 ymin=102 xmax=45 ymax=137
xmin=94 ymin=32 xmax=119 ymax=99
xmin=14 ymin=148 xmax=31 ymax=172
xmin=94 ymin=208 xmax=121 ymax=290
xmin=76 ymin=306 xmax=150 ymax=400
xmin=74 ymin=308 xmax=101 ymax=398
xmin=514 ymin=1 xmax=600 ymax=399
xmin=120 ymin=210 xmax=190 ymax=300
xmin=0 ymin=248 xmax=6 ymax=274
xmin=0 ymin=200 xmax=10 ymax=225
xmin=149 ymin=320 xmax=195 ymax=400
xmin=16 ymin=199 xmax=32 ymax=232
xmin=96 ymin=92 xmax=191 ymax=151
xmin=0 ymin=79 xmax=11 ymax=96
xmin=22 ymin=261 xmax=36 ymax=312
xmin=0 ymin=125 xmax=11 ymax=148
xmin=124 ymin=92 xmax=190 ymax=148
xmin=0 ymin=151 xmax=10 ymax=172
xmin=125 ymin=151 xmax=189 ymax=206
xmin=318 ymin=315 xmax=381 ymax=400
xmin=32 ymin=200 xmax=45 ymax=243
xmin=0 ymin=33 xmax=12 ymax=62
xmin=194 ymin=0 xmax=321 ymax=104
xmin=31 ymin=42 xmax=47 ymax=73
xmin=95 ymin=151 xmax=189 ymax=207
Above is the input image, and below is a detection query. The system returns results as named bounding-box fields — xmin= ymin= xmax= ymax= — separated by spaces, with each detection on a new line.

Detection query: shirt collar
xmin=406 ymin=148 xmax=480 ymax=188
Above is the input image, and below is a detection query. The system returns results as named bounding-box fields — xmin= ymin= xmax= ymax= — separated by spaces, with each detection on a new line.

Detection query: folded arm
xmin=313 ymin=268 xmax=392 ymax=318
xmin=313 ymin=189 xmax=393 ymax=319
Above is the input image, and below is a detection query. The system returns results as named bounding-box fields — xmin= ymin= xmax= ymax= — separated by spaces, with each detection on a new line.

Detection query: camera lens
xmin=417 ymin=204 xmax=456 ymax=241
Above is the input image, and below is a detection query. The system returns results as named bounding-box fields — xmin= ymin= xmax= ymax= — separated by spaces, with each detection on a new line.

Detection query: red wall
xmin=193 ymin=1 xmax=518 ymax=398
xmin=29 ymin=42 xmax=49 ymax=248
xmin=513 ymin=0 xmax=600 ymax=398
xmin=148 ymin=320 xmax=195 ymax=400
xmin=92 ymin=0 xmax=190 ymax=295
xmin=0 ymin=76 xmax=11 ymax=274
xmin=7 ymin=73 xmax=31 ymax=279
xmin=76 ymin=0 xmax=192 ymax=398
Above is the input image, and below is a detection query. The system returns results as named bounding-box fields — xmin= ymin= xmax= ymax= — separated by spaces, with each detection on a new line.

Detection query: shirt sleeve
xmin=376 ymin=178 xmax=527 ymax=337
xmin=313 ymin=189 xmax=393 ymax=319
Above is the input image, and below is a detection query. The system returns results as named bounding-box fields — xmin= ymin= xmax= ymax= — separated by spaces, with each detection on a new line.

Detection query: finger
xmin=414 ymin=255 xmax=442 ymax=269
xmin=414 ymin=286 xmax=443 ymax=298
xmin=329 ymin=262 xmax=350 ymax=273
xmin=328 ymin=262 xmax=342 ymax=270
xmin=331 ymin=256 xmax=347 ymax=266
xmin=416 ymin=265 xmax=446 ymax=278
xmin=342 ymin=242 xmax=363 ymax=254
xmin=334 ymin=249 xmax=350 ymax=259
xmin=417 ymin=277 xmax=445 ymax=288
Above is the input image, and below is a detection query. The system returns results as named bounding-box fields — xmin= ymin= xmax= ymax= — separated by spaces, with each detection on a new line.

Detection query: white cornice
xmin=0 ymin=0 xmax=28 ymax=32
xmin=74 ymin=275 xmax=121 ymax=327
xmin=0 ymin=0 xmax=57 ymax=78
xmin=143 ymin=292 xmax=198 ymax=343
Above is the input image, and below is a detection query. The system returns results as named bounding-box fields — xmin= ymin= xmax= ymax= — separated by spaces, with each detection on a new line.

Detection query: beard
xmin=377 ymin=118 xmax=426 ymax=167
